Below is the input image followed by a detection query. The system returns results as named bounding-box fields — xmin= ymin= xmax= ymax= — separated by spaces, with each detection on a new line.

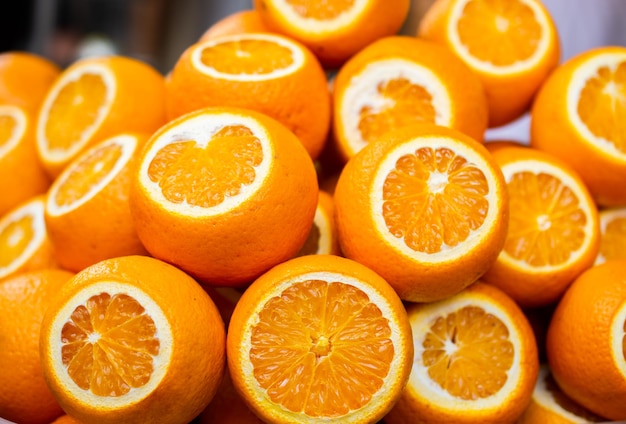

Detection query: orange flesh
xmin=457 ymin=0 xmax=542 ymax=66
xmin=284 ymin=0 xmax=355 ymax=19
xmin=148 ymin=125 xmax=263 ymax=208
xmin=577 ymin=61 xmax=626 ymax=153
xmin=201 ymin=39 xmax=294 ymax=75
xmin=358 ymin=78 xmax=437 ymax=144
xmin=249 ymin=280 xmax=393 ymax=417
xmin=45 ymin=73 xmax=108 ymax=151
xmin=60 ymin=293 xmax=160 ymax=396
xmin=545 ymin=373 xmax=603 ymax=421
xmin=0 ymin=215 xmax=35 ymax=268
xmin=382 ymin=147 xmax=489 ymax=254
xmin=600 ymin=216 xmax=626 ymax=261
xmin=54 ymin=143 xmax=123 ymax=207
xmin=0 ymin=114 xmax=16 ymax=149
xmin=504 ymin=171 xmax=586 ymax=266
xmin=422 ymin=306 xmax=513 ymax=400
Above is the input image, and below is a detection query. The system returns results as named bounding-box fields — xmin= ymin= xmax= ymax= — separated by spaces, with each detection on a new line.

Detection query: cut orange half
xmin=385 ymin=282 xmax=539 ymax=424
xmin=39 ymin=256 xmax=226 ymax=424
xmin=227 ymin=254 xmax=413 ymax=423
xmin=482 ymin=145 xmax=600 ymax=307
xmin=531 ymin=46 xmax=626 ymax=206
xmin=44 ymin=133 xmax=149 ymax=272
xmin=596 ymin=206 xmax=626 ymax=265
xmin=334 ymin=123 xmax=508 ymax=302
xmin=419 ymin=0 xmax=560 ymax=127
xmin=199 ymin=9 xmax=271 ymax=41
xmin=0 ymin=196 xmax=56 ymax=282
xmin=296 ymin=190 xmax=340 ymax=256
xmin=333 ymin=36 xmax=488 ymax=161
xmin=36 ymin=55 xmax=166 ymax=177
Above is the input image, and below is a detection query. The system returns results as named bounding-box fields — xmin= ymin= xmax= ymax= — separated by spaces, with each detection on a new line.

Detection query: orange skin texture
xmin=165 ymin=35 xmax=331 ymax=160
xmin=481 ymin=145 xmax=600 ymax=308
xmin=199 ymin=9 xmax=271 ymax=41
xmin=44 ymin=133 xmax=150 ymax=272
xmin=0 ymin=51 xmax=61 ymax=113
xmin=385 ymin=282 xmax=539 ymax=424
xmin=0 ymin=269 xmax=75 ymax=424
xmin=547 ymin=260 xmax=626 ymax=421
xmin=0 ymin=106 xmax=51 ymax=217
xmin=39 ymin=255 xmax=227 ymax=424
xmin=38 ymin=56 xmax=167 ymax=178
xmin=531 ymin=46 xmax=626 ymax=207
xmin=333 ymin=36 xmax=489 ymax=161
xmin=418 ymin=0 xmax=560 ymax=128
xmin=130 ymin=107 xmax=319 ymax=287
xmin=253 ymin=0 xmax=410 ymax=69
xmin=334 ymin=124 xmax=508 ymax=303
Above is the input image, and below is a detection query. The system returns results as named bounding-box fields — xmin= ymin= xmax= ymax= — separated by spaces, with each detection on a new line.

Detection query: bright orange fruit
xmin=596 ymin=206 xmax=626 ymax=265
xmin=199 ymin=9 xmax=271 ymax=41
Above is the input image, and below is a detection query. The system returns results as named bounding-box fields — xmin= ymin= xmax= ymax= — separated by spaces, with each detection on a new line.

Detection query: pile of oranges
xmin=1 ymin=0 xmax=626 ymax=423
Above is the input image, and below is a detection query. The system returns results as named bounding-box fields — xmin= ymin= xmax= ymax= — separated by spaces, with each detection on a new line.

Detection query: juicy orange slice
xmin=596 ymin=206 xmax=626 ymax=264
xmin=261 ymin=0 xmax=370 ymax=32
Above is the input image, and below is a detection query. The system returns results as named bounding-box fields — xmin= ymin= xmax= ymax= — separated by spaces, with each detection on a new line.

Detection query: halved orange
xmin=227 ymin=254 xmax=413 ymax=423
xmin=296 ymin=190 xmax=340 ymax=256
xmin=596 ymin=206 xmax=626 ymax=265
xmin=199 ymin=9 xmax=271 ymax=41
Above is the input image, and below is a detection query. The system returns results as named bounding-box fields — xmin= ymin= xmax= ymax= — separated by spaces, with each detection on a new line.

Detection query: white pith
xmin=595 ymin=206 xmax=626 ymax=265
xmin=610 ymin=301 xmax=626 ymax=380
xmin=532 ymin=365 xmax=591 ymax=423
xmin=0 ymin=105 xmax=27 ymax=157
xmin=312 ymin=207 xmax=332 ymax=254
xmin=266 ymin=0 xmax=370 ymax=34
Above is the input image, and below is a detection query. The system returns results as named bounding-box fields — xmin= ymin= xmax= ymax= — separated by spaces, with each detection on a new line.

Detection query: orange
xmin=44 ymin=133 xmax=149 ymax=272
xmin=296 ymin=189 xmax=340 ymax=256
xmin=517 ymin=365 xmax=606 ymax=424
xmin=39 ymin=255 xmax=226 ymax=424
xmin=0 ymin=104 xmax=50 ymax=217
xmin=332 ymin=36 xmax=488 ymax=162
xmin=418 ymin=0 xmax=560 ymax=128
xmin=36 ymin=55 xmax=166 ymax=177
xmin=166 ymin=33 xmax=331 ymax=159
xmin=0 ymin=196 xmax=57 ymax=282
xmin=385 ymin=282 xmax=539 ymax=424
xmin=596 ymin=206 xmax=626 ymax=265
xmin=253 ymin=0 xmax=410 ymax=68
xmin=546 ymin=260 xmax=626 ymax=421
xmin=199 ymin=9 xmax=271 ymax=41
xmin=334 ymin=123 xmax=508 ymax=302
xmin=227 ymin=254 xmax=413 ymax=423
xmin=50 ymin=415 xmax=83 ymax=424
xmin=531 ymin=46 xmax=626 ymax=206
xmin=481 ymin=145 xmax=600 ymax=308
xmin=129 ymin=107 xmax=318 ymax=286
xmin=0 ymin=51 xmax=61 ymax=113
xmin=0 ymin=269 xmax=74 ymax=424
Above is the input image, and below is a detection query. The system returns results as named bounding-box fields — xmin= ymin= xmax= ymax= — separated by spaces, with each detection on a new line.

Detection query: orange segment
xmin=45 ymin=73 xmax=109 ymax=152
xmin=285 ymin=0 xmax=354 ymax=19
xmin=200 ymin=39 xmax=294 ymax=75
xmin=577 ymin=60 xmax=626 ymax=153
xmin=0 ymin=215 xmax=35 ymax=268
xmin=457 ymin=0 xmax=542 ymax=66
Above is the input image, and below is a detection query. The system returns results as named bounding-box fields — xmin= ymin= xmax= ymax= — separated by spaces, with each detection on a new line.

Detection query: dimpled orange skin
xmin=333 ymin=36 xmax=489 ymax=162
xmin=0 ymin=269 xmax=74 ymax=424
xmin=547 ymin=260 xmax=626 ymax=421
xmin=531 ymin=47 xmax=626 ymax=207
xmin=334 ymin=124 xmax=508 ymax=303
xmin=199 ymin=9 xmax=272 ymax=41
xmin=253 ymin=0 xmax=410 ymax=69
xmin=39 ymin=255 xmax=226 ymax=424
xmin=130 ymin=107 xmax=319 ymax=287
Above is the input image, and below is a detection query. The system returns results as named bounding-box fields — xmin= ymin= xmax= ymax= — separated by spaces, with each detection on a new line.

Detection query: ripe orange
xmin=481 ymin=145 xmax=600 ymax=308
xmin=36 ymin=55 xmax=166 ymax=177
xmin=517 ymin=365 xmax=606 ymax=424
xmin=44 ymin=133 xmax=149 ymax=272
xmin=199 ymin=9 xmax=271 ymax=41
xmin=129 ymin=107 xmax=318 ymax=286
xmin=546 ymin=260 xmax=626 ymax=421
xmin=418 ymin=0 xmax=560 ymax=128
xmin=166 ymin=33 xmax=331 ymax=159
xmin=531 ymin=46 xmax=626 ymax=206
xmin=596 ymin=206 xmax=626 ymax=265
xmin=332 ymin=36 xmax=488 ymax=161
xmin=50 ymin=415 xmax=83 ymax=424
xmin=0 ymin=51 xmax=61 ymax=113
xmin=253 ymin=0 xmax=410 ymax=68
xmin=0 ymin=104 xmax=50 ymax=217
xmin=227 ymin=254 xmax=414 ymax=423
xmin=0 ymin=269 xmax=74 ymax=424
xmin=385 ymin=282 xmax=539 ymax=424
xmin=0 ymin=196 xmax=57 ymax=282
xmin=39 ymin=255 xmax=226 ymax=424
xmin=296 ymin=189 xmax=340 ymax=256
xmin=334 ymin=123 xmax=508 ymax=302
